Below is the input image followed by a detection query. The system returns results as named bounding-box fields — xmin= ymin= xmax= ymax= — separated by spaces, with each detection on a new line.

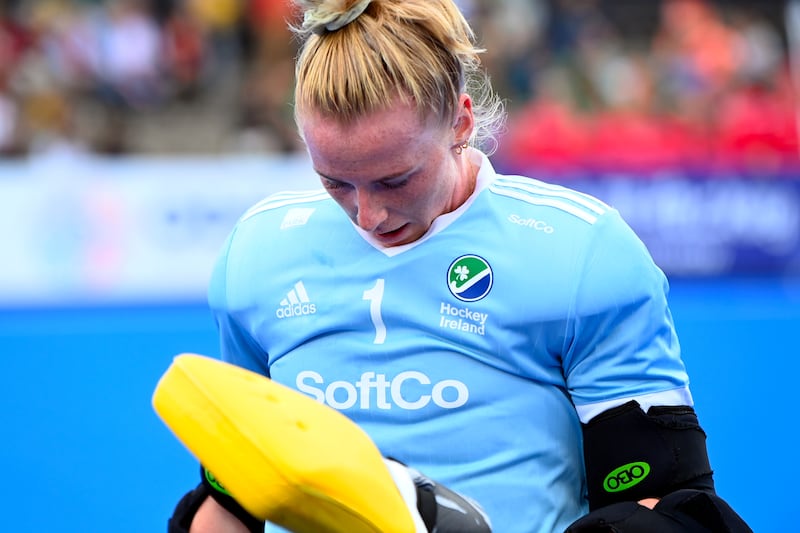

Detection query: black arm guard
xmin=565 ymin=488 xmax=753 ymax=532
xmin=166 ymin=466 xmax=264 ymax=533
xmin=582 ymin=401 xmax=714 ymax=510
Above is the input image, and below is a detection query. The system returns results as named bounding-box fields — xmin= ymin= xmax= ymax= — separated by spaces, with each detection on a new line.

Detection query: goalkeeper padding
xmin=153 ymin=353 xmax=421 ymax=532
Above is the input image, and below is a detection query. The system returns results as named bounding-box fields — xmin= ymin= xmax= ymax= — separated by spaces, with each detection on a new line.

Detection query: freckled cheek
xmin=412 ymin=182 xmax=443 ymax=212
xmin=379 ymin=191 xmax=417 ymax=217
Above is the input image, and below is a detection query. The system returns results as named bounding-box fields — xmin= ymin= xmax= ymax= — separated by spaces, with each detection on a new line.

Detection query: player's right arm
xmin=207 ymin=228 xmax=270 ymax=376
xmin=167 ymin=229 xmax=271 ymax=533
xmin=168 ymin=466 xmax=264 ymax=533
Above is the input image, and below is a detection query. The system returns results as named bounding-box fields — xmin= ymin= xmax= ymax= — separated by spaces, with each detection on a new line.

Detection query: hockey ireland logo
xmin=447 ymin=255 xmax=493 ymax=302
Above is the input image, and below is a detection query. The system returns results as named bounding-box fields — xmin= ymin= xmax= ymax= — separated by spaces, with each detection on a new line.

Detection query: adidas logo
xmin=276 ymin=281 xmax=317 ymax=319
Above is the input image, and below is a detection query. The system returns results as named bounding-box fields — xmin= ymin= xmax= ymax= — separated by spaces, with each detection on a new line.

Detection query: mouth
xmin=373 ymin=224 xmax=409 ymax=246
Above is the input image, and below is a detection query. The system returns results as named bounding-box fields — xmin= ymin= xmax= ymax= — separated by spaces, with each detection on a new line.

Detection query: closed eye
xmin=379 ymin=177 xmax=409 ymax=190
xmin=317 ymin=170 xmax=414 ymax=191
xmin=320 ymin=176 xmax=350 ymax=191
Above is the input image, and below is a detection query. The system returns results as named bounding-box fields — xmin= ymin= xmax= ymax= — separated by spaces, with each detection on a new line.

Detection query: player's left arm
xmin=562 ymin=210 xmax=751 ymax=531
xmin=565 ymin=399 xmax=752 ymax=532
xmin=580 ymin=399 xmax=714 ymax=510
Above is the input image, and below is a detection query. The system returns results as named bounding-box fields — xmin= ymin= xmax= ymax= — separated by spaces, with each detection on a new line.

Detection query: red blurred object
xmin=499 ymin=98 xmax=590 ymax=172
xmin=713 ymin=80 xmax=800 ymax=174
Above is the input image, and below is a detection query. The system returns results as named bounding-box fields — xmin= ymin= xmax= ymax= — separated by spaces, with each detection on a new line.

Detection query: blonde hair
xmin=290 ymin=0 xmax=505 ymax=153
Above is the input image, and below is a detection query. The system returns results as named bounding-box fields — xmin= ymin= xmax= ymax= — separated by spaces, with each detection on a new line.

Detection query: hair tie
xmin=305 ymin=0 xmax=372 ymax=35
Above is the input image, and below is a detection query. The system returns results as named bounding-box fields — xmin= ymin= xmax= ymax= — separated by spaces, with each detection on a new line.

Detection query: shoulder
xmin=210 ymin=189 xmax=340 ymax=307
xmin=487 ymin=174 xmax=611 ymax=225
xmin=238 ymin=189 xmax=334 ymax=226
xmin=221 ymin=188 xmax=342 ymax=259
xmin=481 ymin=173 xmax=624 ymax=246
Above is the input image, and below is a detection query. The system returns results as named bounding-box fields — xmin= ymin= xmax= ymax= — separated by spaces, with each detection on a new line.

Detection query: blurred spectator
xmin=183 ymin=0 xmax=243 ymax=83
xmin=470 ymin=0 xmax=549 ymax=106
xmin=91 ymin=0 xmax=165 ymax=110
xmin=0 ymin=0 xmax=795 ymax=168
xmin=0 ymin=1 xmax=34 ymax=81
xmin=0 ymin=76 xmax=22 ymax=155
xmin=0 ymin=1 xmax=34 ymax=155
xmin=652 ymin=0 xmax=740 ymax=99
xmin=228 ymin=0 xmax=301 ymax=153
xmin=161 ymin=0 xmax=208 ymax=102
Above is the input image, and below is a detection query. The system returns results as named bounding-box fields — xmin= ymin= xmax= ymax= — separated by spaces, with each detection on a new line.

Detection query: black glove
xmin=166 ymin=466 xmax=264 ymax=533
xmin=565 ymin=489 xmax=752 ymax=532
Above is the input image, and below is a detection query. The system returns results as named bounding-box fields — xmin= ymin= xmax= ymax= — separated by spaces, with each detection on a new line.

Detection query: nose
xmin=355 ymin=189 xmax=388 ymax=232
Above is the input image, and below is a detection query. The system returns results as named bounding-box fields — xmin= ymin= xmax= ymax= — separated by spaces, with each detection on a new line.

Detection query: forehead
xmin=299 ymin=102 xmax=446 ymax=177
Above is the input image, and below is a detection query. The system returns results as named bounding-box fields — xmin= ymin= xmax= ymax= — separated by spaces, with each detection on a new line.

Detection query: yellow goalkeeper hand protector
xmin=152 ymin=353 xmax=421 ymax=533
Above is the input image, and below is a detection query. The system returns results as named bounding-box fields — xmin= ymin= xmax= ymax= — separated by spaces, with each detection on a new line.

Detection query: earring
xmin=454 ymin=141 xmax=469 ymax=155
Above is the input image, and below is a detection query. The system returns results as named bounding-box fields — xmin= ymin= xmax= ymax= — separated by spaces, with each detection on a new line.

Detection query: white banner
xmin=0 ymin=154 xmax=320 ymax=306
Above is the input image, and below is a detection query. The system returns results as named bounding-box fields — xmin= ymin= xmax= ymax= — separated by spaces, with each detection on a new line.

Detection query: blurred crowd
xmin=484 ymin=0 xmax=800 ymax=175
xmin=0 ymin=0 xmax=299 ymax=157
xmin=0 ymin=0 xmax=797 ymax=175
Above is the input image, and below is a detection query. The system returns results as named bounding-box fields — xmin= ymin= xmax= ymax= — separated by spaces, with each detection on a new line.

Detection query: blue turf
xmin=0 ymin=278 xmax=796 ymax=532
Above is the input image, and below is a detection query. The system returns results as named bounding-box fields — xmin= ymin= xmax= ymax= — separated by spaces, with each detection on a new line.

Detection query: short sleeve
xmin=208 ymin=228 xmax=270 ymax=377
xmin=563 ymin=209 xmax=690 ymax=421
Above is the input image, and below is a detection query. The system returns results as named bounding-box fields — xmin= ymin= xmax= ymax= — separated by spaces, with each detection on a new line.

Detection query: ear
xmin=452 ymin=94 xmax=475 ymax=145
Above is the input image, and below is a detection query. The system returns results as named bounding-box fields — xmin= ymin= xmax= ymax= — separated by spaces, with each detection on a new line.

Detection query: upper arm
xmin=562 ymin=210 xmax=690 ymax=421
xmin=208 ymin=228 xmax=270 ymax=377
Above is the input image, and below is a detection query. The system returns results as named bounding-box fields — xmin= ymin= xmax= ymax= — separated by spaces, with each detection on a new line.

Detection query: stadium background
xmin=1 ymin=0 xmax=799 ymax=531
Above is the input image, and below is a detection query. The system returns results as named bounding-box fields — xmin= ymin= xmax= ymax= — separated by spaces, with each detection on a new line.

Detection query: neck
xmin=447 ymin=148 xmax=479 ymax=213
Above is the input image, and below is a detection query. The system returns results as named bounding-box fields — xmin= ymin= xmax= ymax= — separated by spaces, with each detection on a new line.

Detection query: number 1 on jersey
xmin=362 ymin=279 xmax=387 ymax=344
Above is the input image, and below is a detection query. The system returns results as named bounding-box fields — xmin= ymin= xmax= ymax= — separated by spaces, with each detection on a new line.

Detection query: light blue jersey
xmin=208 ymin=153 xmax=692 ymax=533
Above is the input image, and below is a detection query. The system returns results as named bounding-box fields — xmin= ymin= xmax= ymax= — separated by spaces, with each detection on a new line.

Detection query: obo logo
xmin=296 ymin=370 xmax=469 ymax=410
xmin=603 ymin=461 xmax=651 ymax=493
